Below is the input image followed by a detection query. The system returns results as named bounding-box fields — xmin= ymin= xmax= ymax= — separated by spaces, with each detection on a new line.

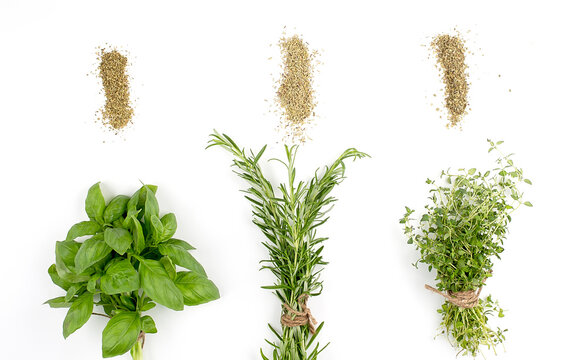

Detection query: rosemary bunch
xmin=400 ymin=140 xmax=532 ymax=356
xmin=208 ymin=131 xmax=368 ymax=360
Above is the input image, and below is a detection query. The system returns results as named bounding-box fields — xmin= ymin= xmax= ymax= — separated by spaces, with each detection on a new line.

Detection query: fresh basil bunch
xmin=46 ymin=183 xmax=220 ymax=359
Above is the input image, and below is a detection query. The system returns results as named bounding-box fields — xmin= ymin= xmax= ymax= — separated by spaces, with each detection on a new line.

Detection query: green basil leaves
xmin=47 ymin=183 xmax=220 ymax=359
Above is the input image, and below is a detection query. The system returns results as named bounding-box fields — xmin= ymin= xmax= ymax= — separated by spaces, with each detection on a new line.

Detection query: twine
xmin=424 ymin=284 xmax=483 ymax=308
xmin=138 ymin=331 xmax=145 ymax=349
xmin=281 ymin=294 xmax=318 ymax=334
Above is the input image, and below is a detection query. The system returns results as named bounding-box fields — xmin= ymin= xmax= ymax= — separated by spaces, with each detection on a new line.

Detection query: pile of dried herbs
xmin=46 ymin=183 xmax=219 ymax=359
xmin=431 ymin=34 xmax=469 ymax=127
xmin=208 ymin=131 xmax=368 ymax=360
xmin=98 ymin=48 xmax=134 ymax=131
xmin=276 ymin=35 xmax=317 ymax=143
xmin=400 ymin=140 xmax=532 ymax=356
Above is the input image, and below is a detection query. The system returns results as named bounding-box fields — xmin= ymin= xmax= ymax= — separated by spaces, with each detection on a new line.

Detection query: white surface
xmin=0 ymin=0 xmax=584 ymax=359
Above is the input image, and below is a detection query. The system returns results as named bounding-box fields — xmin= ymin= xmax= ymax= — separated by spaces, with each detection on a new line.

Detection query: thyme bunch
xmin=208 ymin=131 xmax=368 ymax=360
xmin=400 ymin=140 xmax=532 ymax=356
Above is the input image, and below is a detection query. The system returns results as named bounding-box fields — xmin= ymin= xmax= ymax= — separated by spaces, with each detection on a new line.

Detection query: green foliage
xmin=208 ymin=131 xmax=368 ymax=360
xmin=400 ymin=140 xmax=531 ymax=356
xmin=47 ymin=183 xmax=220 ymax=359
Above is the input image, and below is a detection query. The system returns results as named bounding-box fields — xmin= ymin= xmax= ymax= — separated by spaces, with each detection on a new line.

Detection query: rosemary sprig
xmin=208 ymin=131 xmax=368 ymax=360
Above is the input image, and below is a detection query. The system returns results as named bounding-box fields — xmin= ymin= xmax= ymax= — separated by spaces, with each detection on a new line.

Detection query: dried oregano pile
xmin=98 ymin=48 xmax=134 ymax=131
xmin=276 ymin=35 xmax=318 ymax=143
xmin=431 ymin=34 xmax=469 ymax=127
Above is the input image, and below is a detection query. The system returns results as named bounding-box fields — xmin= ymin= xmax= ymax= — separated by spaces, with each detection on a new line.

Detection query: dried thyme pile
xmin=98 ymin=48 xmax=134 ymax=130
xmin=431 ymin=34 xmax=469 ymax=127
xmin=276 ymin=35 xmax=317 ymax=142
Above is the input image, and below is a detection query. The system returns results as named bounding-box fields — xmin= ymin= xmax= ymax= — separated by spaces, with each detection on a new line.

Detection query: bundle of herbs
xmin=208 ymin=132 xmax=368 ymax=360
xmin=46 ymin=183 xmax=219 ymax=359
xmin=400 ymin=140 xmax=531 ymax=356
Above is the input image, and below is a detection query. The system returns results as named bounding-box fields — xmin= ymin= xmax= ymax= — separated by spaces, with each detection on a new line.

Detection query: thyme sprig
xmin=208 ymin=131 xmax=368 ymax=360
xmin=401 ymin=140 xmax=532 ymax=356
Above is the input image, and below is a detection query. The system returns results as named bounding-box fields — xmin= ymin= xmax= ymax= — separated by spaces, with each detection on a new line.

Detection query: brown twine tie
xmin=281 ymin=294 xmax=318 ymax=334
xmin=424 ymin=284 xmax=482 ymax=309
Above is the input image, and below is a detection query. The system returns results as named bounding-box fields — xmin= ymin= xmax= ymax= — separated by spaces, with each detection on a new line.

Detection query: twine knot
xmin=424 ymin=284 xmax=482 ymax=309
xmin=281 ymin=294 xmax=318 ymax=334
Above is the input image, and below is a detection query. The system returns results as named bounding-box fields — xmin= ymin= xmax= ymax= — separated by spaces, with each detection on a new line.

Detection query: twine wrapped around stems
xmin=281 ymin=294 xmax=318 ymax=334
xmin=424 ymin=284 xmax=483 ymax=308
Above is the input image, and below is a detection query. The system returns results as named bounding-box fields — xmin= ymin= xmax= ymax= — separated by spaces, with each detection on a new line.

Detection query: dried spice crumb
xmin=431 ymin=34 xmax=469 ymax=127
xmin=97 ymin=48 xmax=134 ymax=130
xmin=276 ymin=34 xmax=317 ymax=143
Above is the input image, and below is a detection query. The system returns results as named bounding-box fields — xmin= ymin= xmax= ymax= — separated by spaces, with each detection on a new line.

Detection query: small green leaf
xmin=524 ymin=179 xmax=533 ymax=185
xmin=104 ymin=228 xmax=133 ymax=255
xmin=140 ymin=315 xmax=157 ymax=334
xmin=74 ymin=233 xmax=112 ymax=273
xmin=44 ymin=296 xmax=72 ymax=308
xmin=158 ymin=243 xmax=207 ymax=277
xmin=160 ymin=213 xmax=177 ymax=241
xmin=55 ymin=241 xmax=92 ymax=283
xmin=138 ymin=259 xmax=184 ymax=311
xmin=150 ymin=215 xmax=164 ymax=243
xmin=48 ymin=264 xmax=72 ymax=290
xmin=63 ymin=292 xmax=93 ymax=338
xmin=144 ymin=187 xmax=159 ymax=225
xmin=65 ymin=284 xmax=81 ymax=302
xmin=131 ymin=217 xmax=145 ymax=253
xmin=523 ymin=201 xmax=533 ymax=207
xmin=66 ymin=221 xmax=101 ymax=242
xmin=160 ymin=256 xmax=176 ymax=280
xmin=85 ymin=182 xmax=106 ymax=224
xmin=104 ymin=195 xmax=130 ymax=224
xmin=102 ymin=311 xmax=141 ymax=358
xmin=101 ymin=260 xmax=140 ymax=295
xmin=175 ymin=271 xmax=220 ymax=306
xmin=468 ymin=168 xmax=476 ymax=175
xmin=167 ymin=238 xmax=195 ymax=250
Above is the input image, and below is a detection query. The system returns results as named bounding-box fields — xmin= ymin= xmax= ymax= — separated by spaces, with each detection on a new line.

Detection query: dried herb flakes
xmin=98 ymin=48 xmax=134 ymax=131
xmin=431 ymin=34 xmax=469 ymax=127
xmin=276 ymin=35 xmax=317 ymax=142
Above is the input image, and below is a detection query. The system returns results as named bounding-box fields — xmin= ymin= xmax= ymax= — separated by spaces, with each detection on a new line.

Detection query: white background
xmin=1 ymin=0 xmax=584 ymax=359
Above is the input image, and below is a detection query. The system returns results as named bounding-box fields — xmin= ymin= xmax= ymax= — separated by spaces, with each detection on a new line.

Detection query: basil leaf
xmin=140 ymin=301 xmax=156 ymax=312
xmin=104 ymin=228 xmax=133 ymax=255
xmin=48 ymin=264 xmax=72 ymax=290
xmin=74 ymin=233 xmax=112 ymax=273
xmin=55 ymin=241 xmax=91 ymax=283
xmin=140 ymin=315 xmax=157 ymax=334
xmin=63 ymin=292 xmax=93 ymax=338
xmin=65 ymin=284 xmax=81 ymax=302
xmin=85 ymin=182 xmax=106 ymax=224
xmin=87 ymin=273 xmax=100 ymax=293
xmin=131 ymin=217 xmax=145 ymax=253
xmin=144 ymin=187 xmax=159 ymax=234
xmin=138 ymin=259 xmax=183 ymax=311
xmin=174 ymin=271 xmax=220 ymax=306
xmin=160 ymin=213 xmax=177 ymax=241
xmin=66 ymin=221 xmax=101 ymax=242
xmin=101 ymin=311 xmax=141 ymax=358
xmin=167 ymin=238 xmax=195 ymax=251
xmin=44 ymin=296 xmax=72 ymax=308
xmin=149 ymin=215 xmax=164 ymax=243
xmin=100 ymin=260 xmax=139 ymax=295
xmin=158 ymin=243 xmax=207 ymax=277
xmin=160 ymin=256 xmax=176 ymax=280
xmin=103 ymin=195 xmax=130 ymax=224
